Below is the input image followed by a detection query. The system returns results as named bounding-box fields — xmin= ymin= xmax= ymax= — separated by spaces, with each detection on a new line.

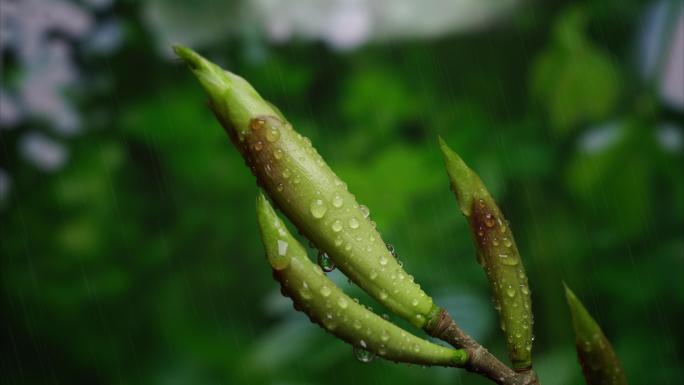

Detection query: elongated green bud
xmin=256 ymin=193 xmax=467 ymax=367
xmin=175 ymin=45 xmax=437 ymax=328
xmin=439 ymin=137 xmax=533 ymax=370
xmin=564 ymin=284 xmax=627 ymax=385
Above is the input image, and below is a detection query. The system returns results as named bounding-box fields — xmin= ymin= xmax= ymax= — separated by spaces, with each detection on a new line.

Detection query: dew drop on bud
xmin=359 ymin=204 xmax=370 ymax=218
xmin=273 ymin=148 xmax=283 ymax=160
xmin=320 ymin=285 xmax=332 ymax=297
xmin=317 ymin=251 xmax=336 ymax=272
xmin=386 ymin=243 xmax=396 ymax=257
xmin=379 ymin=256 xmax=388 ymax=266
xmin=254 ymin=141 xmax=264 ymax=152
xmin=506 ymin=285 xmax=516 ymax=298
xmin=265 ymin=126 xmax=280 ymax=142
xmin=331 ymin=220 xmax=343 ymax=232
xmin=332 ymin=194 xmax=344 ymax=208
xmin=484 ymin=213 xmax=496 ymax=228
xmin=348 ymin=217 xmax=359 ymax=229
xmin=353 ymin=345 xmax=374 ymax=363
xmin=310 ymin=199 xmax=328 ymax=219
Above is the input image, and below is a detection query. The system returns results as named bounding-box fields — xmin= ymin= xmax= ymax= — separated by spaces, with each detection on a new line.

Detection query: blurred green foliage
xmin=1 ymin=1 xmax=683 ymax=385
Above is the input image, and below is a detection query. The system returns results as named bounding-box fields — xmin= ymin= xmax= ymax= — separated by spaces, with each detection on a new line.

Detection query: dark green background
xmin=2 ymin=1 xmax=683 ymax=384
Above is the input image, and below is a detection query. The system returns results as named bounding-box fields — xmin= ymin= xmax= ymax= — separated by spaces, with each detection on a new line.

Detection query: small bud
xmin=564 ymin=284 xmax=627 ymax=385
xmin=176 ymin=46 xmax=437 ymax=328
xmin=256 ymin=193 xmax=467 ymax=367
xmin=439 ymin=137 xmax=533 ymax=370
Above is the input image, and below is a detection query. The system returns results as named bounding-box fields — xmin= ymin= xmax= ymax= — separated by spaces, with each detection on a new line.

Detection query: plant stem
xmin=427 ymin=309 xmax=541 ymax=385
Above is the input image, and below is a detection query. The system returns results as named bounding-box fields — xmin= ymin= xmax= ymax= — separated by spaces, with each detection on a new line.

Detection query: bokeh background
xmin=1 ymin=0 xmax=683 ymax=384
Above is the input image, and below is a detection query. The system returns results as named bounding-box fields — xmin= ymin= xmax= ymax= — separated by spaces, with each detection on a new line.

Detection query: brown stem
xmin=427 ymin=309 xmax=541 ymax=385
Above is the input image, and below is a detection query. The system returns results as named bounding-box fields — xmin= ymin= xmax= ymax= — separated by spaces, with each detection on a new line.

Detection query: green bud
xmin=439 ymin=137 xmax=533 ymax=370
xmin=176 ymin=45 xmax=437 ymax=328
xmin=256 ymin=193 xmax=467 ymax=367
xmin=564 ymin=284 xmax=627 ymax=385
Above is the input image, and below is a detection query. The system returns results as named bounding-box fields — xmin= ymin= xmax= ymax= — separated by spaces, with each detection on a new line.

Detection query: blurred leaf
xmin=531 ymin=6 xmax=621 ymax=136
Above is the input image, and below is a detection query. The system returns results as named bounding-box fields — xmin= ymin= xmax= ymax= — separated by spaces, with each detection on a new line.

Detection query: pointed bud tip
xmin=438 ymin=138 xmax=481 ymax=216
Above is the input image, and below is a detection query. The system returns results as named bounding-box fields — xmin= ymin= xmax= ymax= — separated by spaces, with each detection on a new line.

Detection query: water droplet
xmin=254 ymin=141 xmax=264 ymax=152
xmin=299 ymin=282 xmax=312 ymax=300
xmin=492 ymin=238 xmax=500 ymax=246
xmin=354 ymin=346 xmax=374 ymax=363
xmin=503 ymin=238 xmax=512 ymax=248
xmin=498 ymin=253 xmax=519 ymax=266
xmin=411 ymin=298 xmax=419 ymax=307
xmin=277 ymin=240 xmax=288 ymax=256
xmin=273 ymin=148 xmax=283 ymax=160
xmin=331 ymin=220 xmax=343 ymax=232
xmin=506 ymin=286 xmax=516 ymax=298
xmin=282 ymin=168 xmax=291 ymax=179
xmin=265 ymin=126 xmax=280 ymax=142
xmin=386 ymin=243 xmax=396 ymax=257
xmin=484 ymin=213 xmax=496 ymax=227
xmin=310 ymin=199 xmax=327 ymax=219
xmin=359 ymin=205 xmax=370 ymax=218
xmin=276 ymin=183 xmax=284 ymax=192
xmin=369 ymin=270 xmax=378 ymax=280
xmin=521 ymin=286 xmax=529 ymax=295
xmin=348 ymin=217 xmax=359 ymax=229
xmin=317 ymin=252 xmax=336 ymax=272
xmin=337 ymin=297 xmax=348 ymax=309
xmin=379 ymin=256 xmax=388 ymax=266
xmin=332 ymin=194 xmax=344 ymax=208
xmin=353 ymin=319 xmax=362 ymax=329
xmin=379 ymin=290 xmax=388 ymax=300
xmin=320 ymin=286 xmax=331 ymax=297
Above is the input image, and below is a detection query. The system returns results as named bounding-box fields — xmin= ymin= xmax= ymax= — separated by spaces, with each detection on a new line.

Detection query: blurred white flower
xmin=253 ymin=0 xmax=519 ymax=50
xmin=19 ymin=132 xmax=68 ymax=172
xmin=0 ymin=90 xmax=22 ymax=127
xmin=657 ymin=122 xmax=683 ymax=153
xmin=578 ymin=121 xmax=624 ymax=154
xmin=0 ymin=0 xmax=94 ymax=135
xmin=19 ymin=40 xmax=81 ymax=135
xmin=143 ymin=0 xmax=519 ymax=54
xmin=84 ymin=18 xmax=124 ymax=55
xmin=637 ymin=0 xmax=684 ymax=111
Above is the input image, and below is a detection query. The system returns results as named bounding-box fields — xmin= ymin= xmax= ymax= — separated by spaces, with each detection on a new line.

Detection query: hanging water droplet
xmin=317 ymin=251 xmax=336 ymax=272
xmin=331 ymin=220 xmax=343 ymax=232
xmin=265 ymin=126 xmax=280 ymax=142
xmin=353 ymin=346 xmax=374 ymax=363
xmin=332 ymin=194 xmax=344 ymax=208
xmin=348 ymin=217 xmax=359 ymax=229
xmin=386 ymin=243 xmax=396 ymax=257
xmin=359 ymin=205 xmax=370 ymax=218
xmin=310 ymin=199 xmax=328 ymax=219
